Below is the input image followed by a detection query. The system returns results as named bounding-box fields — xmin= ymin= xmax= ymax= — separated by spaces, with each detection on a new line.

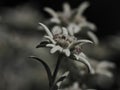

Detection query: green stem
xmin=50 ymin=54 xmax=63 ymax=90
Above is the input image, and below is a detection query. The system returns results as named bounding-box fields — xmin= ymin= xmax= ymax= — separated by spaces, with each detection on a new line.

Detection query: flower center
xmin=53 ymin=34 xmax=76 ymax=48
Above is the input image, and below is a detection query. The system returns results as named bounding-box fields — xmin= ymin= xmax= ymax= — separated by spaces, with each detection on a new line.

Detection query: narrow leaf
xmin=29 ymin=56 xmax=53 ymax=87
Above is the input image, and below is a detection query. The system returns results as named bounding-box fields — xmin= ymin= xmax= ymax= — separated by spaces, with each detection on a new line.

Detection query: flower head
xmin=37 ymin=23 xmax=94 ymax=74
xmin=45 ymin=2 xmax=96 ymax=32
xmin=44 ymin=1 xmax=98 ymax=44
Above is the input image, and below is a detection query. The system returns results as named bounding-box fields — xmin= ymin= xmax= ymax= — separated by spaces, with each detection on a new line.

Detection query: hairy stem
xmin=50 ymin=54 xmax=63 ymax=90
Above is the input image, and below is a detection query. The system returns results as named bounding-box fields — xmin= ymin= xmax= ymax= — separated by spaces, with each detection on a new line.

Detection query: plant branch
xmin=51 ymin=53 xmax=64 ymax=89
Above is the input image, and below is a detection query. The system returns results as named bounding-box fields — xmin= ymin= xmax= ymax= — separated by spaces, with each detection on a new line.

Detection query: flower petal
xmin=74 ymin=54 xmax=95 ymax=74
xmin=46 ymin=44 xmax=55 ymax=48
xmin=86 ymin=21 xmax=97 ymax=30
xmin=77 ymin=1 xmax=90 ymax=16
xmin=62 ymin=27 xmax=68 ymax=36
xmin=52 ymin=26 xmax=62 ymax=35
xmin=44 ymin=36 xmax=56 ymax=44
xmin=87 ymin=31 xmax=99 ymax=45
xmin=39 ymin=23 xmax=53 ymax=38
xmin=50 ymin=18 xmax=61 ymax=24
xmin=68 ymin=23 xmax=80 ymax=35
xmin=77 ymin=40 xmax=93 ymax=45
xmin=69 ymin=39 xmax=93 ymax=48
xmin=63 ymin=3 xmax=71 ymax=17
xmin=50 ymin=46 xmax=63 ymax=54
xmin=44 ymin=7 xmax=58 ymax=17
xmin=79 ymin=21 xmax=97 ymax=31
xmin=63 ymin=49 xmax=71 ymax=57
xmin=79 ymin=52 xmax=87 ymax=58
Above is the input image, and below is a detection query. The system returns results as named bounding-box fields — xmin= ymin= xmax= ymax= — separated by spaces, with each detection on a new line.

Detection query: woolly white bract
xmin=44 ymin=2 xmax=97 ymax=41
xmin=37 ymin=23 xmax=95 ymax=74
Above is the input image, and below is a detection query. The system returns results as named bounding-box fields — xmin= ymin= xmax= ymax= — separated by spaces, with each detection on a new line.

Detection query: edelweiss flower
xmin=44 ymin=1 xmax=98 ymax=44
xmin=44 ymin=2 xmax=94 ymax=27
xmin=37 ymin=23 xmax=94 ymax=74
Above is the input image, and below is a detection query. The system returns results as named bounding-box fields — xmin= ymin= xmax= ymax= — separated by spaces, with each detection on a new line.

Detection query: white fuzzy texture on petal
xmin=79 ymin=21 xmax=96 ymax=31
xmin=87 ymin=31 xmax=99 ymax=44
xmin=52 ymin=26 xmax=62 ymax=35
xmin=79 ymin=52 xmax=87 ymax=58
xmin=63 ymin=3 xmax=71 ymax=17
xmin=74 ymin=54 xmax=95 ymax=74
xmin=77 ymin=1 xmax=90 ymax=16
xmin=50 ymin=46 xmax=63 ymax=54
xmin=86 ymin=22 xmax=97 ymax=30
xmin=78 ymin=40 xmax=93 ymax=46
xmin=44 ymin=7 xmax=58 ymax=17
xmin=69 ymin=39 xmax=93 ymax=48
xmin=62 ymin=27 xmax=68 ymax=36
xmin=68 ymin=23 xmax=81 ymax=35
xmin=44 ymin=36 xmax=56 ymax=44
xmin=74 ymin=54 xmax=79 ymax=60
xmin=50 ymin=18 xmax=61 ymax=24
xmin=39 ymin=23 xmax=53 ymax=38
xmin=67 ymin=25 xmax=74 ymax=36
xmin=46 ymin=44 xmax=55 ymax=48
xmin=63 ymin=49 xmax=71 ymax=57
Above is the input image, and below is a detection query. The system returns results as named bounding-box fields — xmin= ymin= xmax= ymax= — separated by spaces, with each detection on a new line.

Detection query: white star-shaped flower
xmin=44 ymin=2 xmax=98 ymax=44
xmin=37 ymin=23 xmax=94 ymax=74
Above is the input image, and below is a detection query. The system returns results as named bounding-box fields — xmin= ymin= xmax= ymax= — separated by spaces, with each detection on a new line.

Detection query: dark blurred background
xmin=0 ymin=0 xmax=120 ymax=90
xmin=0 ymin=0 xmax=120 ymax=38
